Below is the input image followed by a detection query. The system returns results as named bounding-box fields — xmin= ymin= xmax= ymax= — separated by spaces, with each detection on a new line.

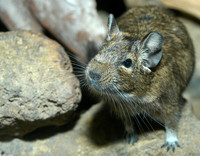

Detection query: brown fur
xmin=85 ymin=6 xmax=195 ymax=150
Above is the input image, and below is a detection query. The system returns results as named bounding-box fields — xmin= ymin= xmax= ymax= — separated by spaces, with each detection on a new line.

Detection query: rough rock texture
xmin=180 ymin=17 xmax=200 ymax=120
xmin=0 ymin=0 xmax=42 ymax=32
xmin=0 ymin=31 xmax=81 ymax=137
xmin=0 ymin=101 xmax=199 ymax=156
xmin=29 ymin=0 xmax=106 ymax=62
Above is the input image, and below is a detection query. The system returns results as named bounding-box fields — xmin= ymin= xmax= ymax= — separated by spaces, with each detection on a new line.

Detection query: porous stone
xmin=0 ymin=31 xmax=81 ymax=137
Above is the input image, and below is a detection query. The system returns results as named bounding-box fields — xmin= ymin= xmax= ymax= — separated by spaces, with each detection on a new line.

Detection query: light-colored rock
xmin=29 ymin=0 xmax=106 ymax=62
xmin=180 ymin=17 xmax=200 ymax=120
xmin=0 ymin=0 xmax=42 ymax=32
xmin=161 ymin=0 xmax=200 ymax=20
xmin=0 ymin=101 xmax=199 ymax=156
xmin=124 ymin=0 xmax=200 ymax=20
xmin=124 ymin=0 xmax=162 ymax=8
xmin=0 ymin=31 xmax=81 ymax=137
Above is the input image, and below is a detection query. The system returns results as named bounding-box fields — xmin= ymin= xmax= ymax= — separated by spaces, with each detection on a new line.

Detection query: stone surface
xmin=0 ymin=101 xmax=199 ymax=156
xmin=0 ymin=0 xmax=42 ymax=32
xmin=124 ymin=0 xmax=162 ymax=8
xmin=124 ymin=0 xmax=200 ymax=19
xmin=0 ymin=0 xmax=106 ymax=62
xmin=29 ymin=0 xmax=106 ymax=62
xmin=0 ymin=31 xmax=81 ymax=137
xmin=180 ymin=17 xmax=200 ymax=120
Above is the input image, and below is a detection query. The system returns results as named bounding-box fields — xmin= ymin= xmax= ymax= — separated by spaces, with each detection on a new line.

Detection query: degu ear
xmin=139 ymin=32 xmax=164 ymax=70
xmin=106 ymin=14 xmax=120 ymax=41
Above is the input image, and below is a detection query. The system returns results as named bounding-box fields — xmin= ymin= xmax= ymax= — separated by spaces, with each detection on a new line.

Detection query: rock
xmin=124 ymin=0 xmax=162 ymax=8
xmin=160 ymin=0 xmax=200 ymax=20
xmin=180 ymin=17 xmax=200 ymax=120
xmin=124 ymin=0 xmax=200 ymax=20
xmin=0 ymin=0 xmax=106 ymax=62
xmin=0 ymin=31 xmax=81 ymax=137
xmin=0 ymin=100 xmax=199 ymax=155
xmin=29 ymin=0 xmax=106 ymax=62
xmin=0 ymin=0 xmax=42 ymax=32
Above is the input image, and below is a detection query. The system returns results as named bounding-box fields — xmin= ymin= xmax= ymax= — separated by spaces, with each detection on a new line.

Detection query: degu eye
xmin=122 ymin=58 xmax=132 ymax=68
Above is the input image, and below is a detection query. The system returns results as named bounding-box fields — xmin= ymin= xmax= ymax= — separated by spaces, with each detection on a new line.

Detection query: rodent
xmin=84 ymin=6 xmax=195 ymax=152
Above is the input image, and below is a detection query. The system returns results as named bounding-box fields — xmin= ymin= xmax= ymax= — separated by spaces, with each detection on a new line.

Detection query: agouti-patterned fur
xmin=85 ymin=6 xmax=195 ymax=152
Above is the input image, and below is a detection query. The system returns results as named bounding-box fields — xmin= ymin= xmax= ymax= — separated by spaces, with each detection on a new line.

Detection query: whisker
xmin=72 ymin=67 xmax=85 ymax=71
xmin=71 ymin=63 xmax=86 ymax=69
xmin=136 ymin=113 xmax=151 ymax=133
xmin=122 ymin=102 xmax=134 ymax=131
xmin=73 ymin=71 xmax=85 ymax=74
xmin=117 ymin=101 xmax=127 ymax=121
xmin=67 ymin=52 xmax=87 ymax=66
xmin=112 ymin=86 xmax=134 ymax=130
xmin=112 ymin=86 xmax=159 ymax=133
xmin=79 ymin=79 xmax=87 ymax=88
xmin=132 ymin=102 xmax=164 ymax=128
xmin=127 ymin=97 xmax=164 ymax=128
xmin=109 ymin=92 xmax=119 ymax=112
xmin=126 ymin=102 xmax=153 ymax=133
xmin=74 ymin=74 xmax=85 ymax=77
xmin=113 ymin=86 xmax=145 ymax=133
xmin=142 ymin=114 xmax=155 ymax=132
xmin=116 ymin=89 xmax=164 ymax=128
xmin=134 ymin=115 xmax=144 ymax=134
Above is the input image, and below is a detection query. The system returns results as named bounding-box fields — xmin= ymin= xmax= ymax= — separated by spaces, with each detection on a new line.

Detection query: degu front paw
xmin=126 ymin=132 xmax=138 ymax=145
xmin=162 ymin=128 xmax=181 ymax=152
xmin=161 ymin=140 xmax=180 ymax=152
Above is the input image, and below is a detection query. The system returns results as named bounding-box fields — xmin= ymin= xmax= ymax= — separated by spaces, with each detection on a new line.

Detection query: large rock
xmin=29 ymin=0 xmax=106 ymax=62
xmin=0 ymin=31 xmax=81 ymax=138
